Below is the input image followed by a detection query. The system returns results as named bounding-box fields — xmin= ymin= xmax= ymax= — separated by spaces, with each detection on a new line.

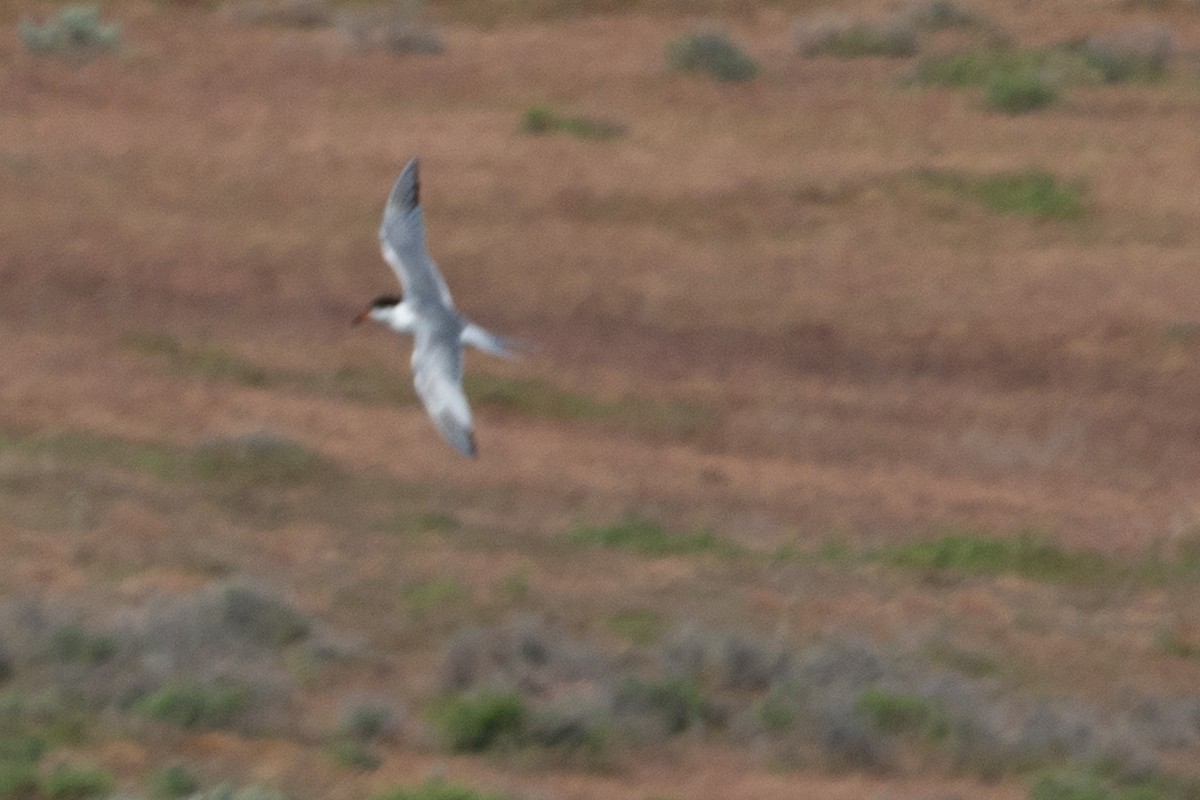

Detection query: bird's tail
xmin=460 ymin=322 xmax=532 ymax=360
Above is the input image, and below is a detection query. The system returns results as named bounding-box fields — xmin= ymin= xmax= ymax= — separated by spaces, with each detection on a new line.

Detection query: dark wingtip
xmin=385 ymin=157 xmax=422 ymax=215
xmin=411 ymin=158 xmax=420 ymax=207
xmin=465 ymin=432 xmax=478 ymax=459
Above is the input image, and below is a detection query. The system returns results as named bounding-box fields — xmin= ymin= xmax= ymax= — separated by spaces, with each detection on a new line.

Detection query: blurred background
xmin=4 ymin=1 xmax=1200 ymax=798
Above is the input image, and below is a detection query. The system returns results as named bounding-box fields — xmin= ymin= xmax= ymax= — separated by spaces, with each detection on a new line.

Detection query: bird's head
xmin=353 ymin=294 xmax=403 ymax=326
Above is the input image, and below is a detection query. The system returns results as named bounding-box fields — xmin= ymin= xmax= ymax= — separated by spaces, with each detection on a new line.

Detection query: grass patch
xmin=1153 ymin=629 xmax=1199 ymax=659
xmin=0 ymin=429 xmax=179 ymax=481
xmin=911 ymin=48 xmax=1047 ymax=87
xmin=986 ymin=68 xmax=1057 ymax=113
xmin=911 ymin=46 xmax=1094 ymax=88
xmin=520 ymin=105 xmax=626 ymax=139
xmin=186 ymin=432 xmax=336 ymax=487
xmin=0 ymin=760 xmax=40 ymax=798
xmin=372 ymin=779 xmax=515 ymax=800
xmin=856 ymin=686 xmax=946 ymax=739
xmin=431 ymin=690 xmax=527 ymax=753
xmin=918 ymin=169 xmax=1085 ymax=220
xmin=568 ymin=516 xmax=742 ymax=559
xmin=880 ymin=529 xmax=1109 ymax=583
xmin=42 ymin=763 xmax=114 ymax=800
xmin=667 ymin=30 xmax=758 ymax=82
xmin=121 ymin=333 xmax=272 ymax=387
xmin=0 ymin=427 xmax=334 ymax=488
xmin=1029 ymin=766 xmax=1200 ymax=800
xmin=924 ymin=640 xmax=1000 ymax=677
xmin=150 ymin=765 xmax=200 ymax=799
xmin=608 ymin=609 xmax=662 ymax=646
xmin=122 ymin=333 xmax=716 ymax=439
xmin=403 ymin=578 xmax=468 ymax=615
xmin=133 ymin=681 xmax=250 ymax=729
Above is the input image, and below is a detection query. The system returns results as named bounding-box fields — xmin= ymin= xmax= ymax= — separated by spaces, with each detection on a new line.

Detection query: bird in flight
xmin=354 ymin=157 xmax=518 ymax=458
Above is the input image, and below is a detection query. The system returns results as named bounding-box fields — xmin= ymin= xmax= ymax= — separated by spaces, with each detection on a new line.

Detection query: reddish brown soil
xmin=5 ymin=1 xmax=1200 ymax=796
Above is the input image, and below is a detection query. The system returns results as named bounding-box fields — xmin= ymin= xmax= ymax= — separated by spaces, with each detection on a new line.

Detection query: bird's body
xmin=355 ymin=158 xmax=518 ymax=458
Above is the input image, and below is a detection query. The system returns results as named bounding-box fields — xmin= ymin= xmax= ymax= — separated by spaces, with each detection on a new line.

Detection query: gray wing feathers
xmin=411 ymin=326 xmax=477 ymax=458
xmin=379 ymin=158 xmax=454 ymax=308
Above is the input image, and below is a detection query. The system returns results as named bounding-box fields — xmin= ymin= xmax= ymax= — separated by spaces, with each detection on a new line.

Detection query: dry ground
xmin=5 ymin=0 xmax=1200 ymax=797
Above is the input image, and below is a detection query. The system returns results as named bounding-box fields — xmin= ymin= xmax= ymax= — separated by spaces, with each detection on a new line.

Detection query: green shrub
xmin=41 ymin=763 xmax=114 ymax=800
xmin=856 ymin=687 xmax=944 ymax=737
xmin=667 ymin=31 xmax=758 ymax=82
xmin=19 ymin=5 xmax=120 ymax=58
xmin=569 ymin=516 xmax=741 ymax=558
xmin=134 ymin=681 xmax=250 ymax=729
xmin=151 ymin=765 xmax=200 ymax=799
xmin=432 ymin=690 xmax=526 ymax=752
xmin=986 ymin=68 xmax=1057 ymax=113
xmin=371 ymin=779 xmax=515 ymax=800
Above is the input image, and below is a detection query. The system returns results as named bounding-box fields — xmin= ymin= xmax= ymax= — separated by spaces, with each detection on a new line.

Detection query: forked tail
xmin=460 ymin=322 xmax=531 ymax=360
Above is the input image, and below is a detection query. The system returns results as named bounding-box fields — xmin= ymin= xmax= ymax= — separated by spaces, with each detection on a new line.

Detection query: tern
xmin=353 ymin=157 xmax=518 ymax=458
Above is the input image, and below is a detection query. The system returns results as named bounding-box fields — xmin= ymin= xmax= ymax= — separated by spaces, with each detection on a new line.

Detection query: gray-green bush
xmin=667 ymin=30 xmax=758 ymax=82
xmin=794 ymin=15 xmax=918 ymax=58
xmin=19 ymin=5 xmax=120 ymax=59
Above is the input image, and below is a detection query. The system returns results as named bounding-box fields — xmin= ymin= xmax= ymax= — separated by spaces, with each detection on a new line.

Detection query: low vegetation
xmin=666 ymin=30 xmax=758 ymax=82
xmin=1073 ymin=24 xmax=1174 ymax=84
xmin=371 ymin=779 xmax=516 ymax=800
xmin=794 ymin=15 xmax=919 ymax=59
xmin=431 ymin=689 xmax=527 ymax=752
xmin=151 ymin=765 xmax=201 ymax=799
xmin=879 ymin=529 xmax=1106 ymax=581
xmin=41 ymin=763 xmax=114 ymax=800
xmin=568 ymin=516 xmax=742 ymax=558
xmin=917 ymin=169 xmax=1086 ymax=220
xmin=986 ymin=68 xmax=1058 ymax=113
xmin=520 ymin=105 xmax=626 ymax=140
xmin=121 ymin=333 xmax=716 ymax=439
xmin=18 ymin=5 xmax=120 ymax=59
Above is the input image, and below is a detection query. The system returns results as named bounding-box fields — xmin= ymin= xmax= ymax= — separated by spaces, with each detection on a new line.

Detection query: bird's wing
xmin=379 ymin=157 xmax=455 ymax=309
xmin=411 ymin=323 xmax=477 ymax=458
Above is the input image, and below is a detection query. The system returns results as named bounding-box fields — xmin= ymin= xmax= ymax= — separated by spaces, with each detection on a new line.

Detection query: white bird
xmin=353 ymin=157 xmax=518 ymax=458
